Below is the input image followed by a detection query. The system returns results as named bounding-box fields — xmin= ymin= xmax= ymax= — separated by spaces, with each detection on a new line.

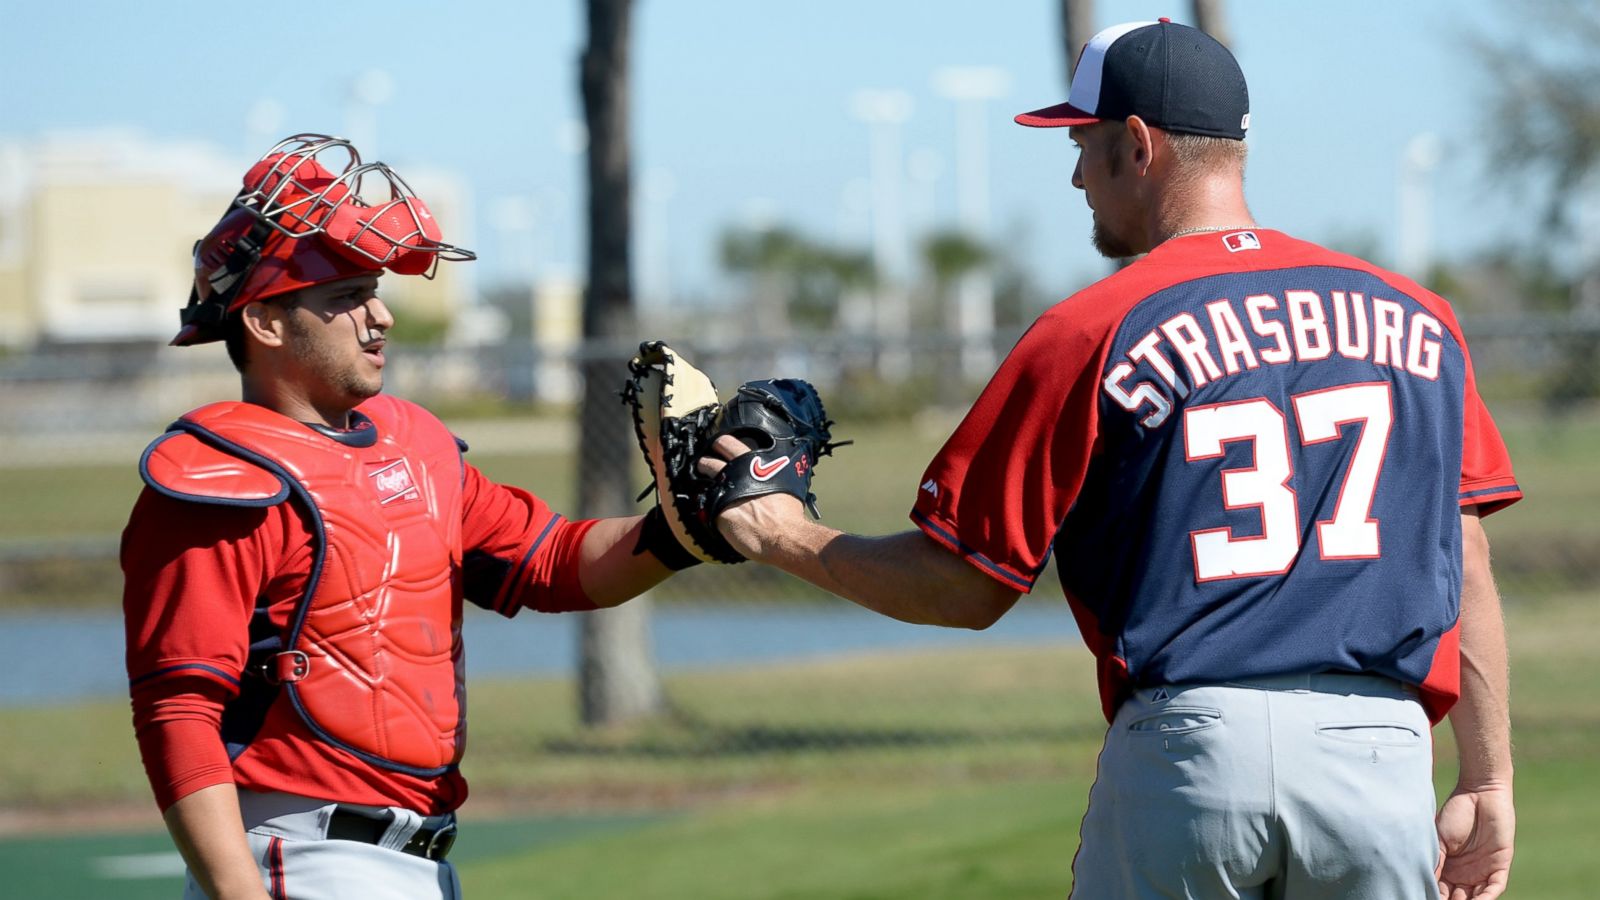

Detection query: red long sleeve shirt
xmin=122 ymin=462 xmax=597 ymax=814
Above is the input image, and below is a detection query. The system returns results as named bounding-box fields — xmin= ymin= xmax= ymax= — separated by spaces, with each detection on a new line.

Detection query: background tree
xmin=921 ymin=229 xmax=991 ymax=330
xmin=719 ymin=226 xmax=804 ymax=335
xmin=720 ymin=225 xmax=875 ymax=333
xmin=576 ymin=0 xmax=666 ymax=727
xmin=1473 ymin=0 xmax=1600 ymax=233
xmin=921 ymin=229 xmax=992 ymax=397
xmin=1470 ymin=0 xmax=1600 ymax=412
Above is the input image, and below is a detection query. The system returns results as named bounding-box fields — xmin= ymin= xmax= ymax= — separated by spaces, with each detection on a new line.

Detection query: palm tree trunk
xmin=1061 ymin=0 xmax=1096 ymax=92
xmin=576 ymin=0 xmax=665 ymax=727
xmin=1190 ymin=0 xmax=1232 ymax=46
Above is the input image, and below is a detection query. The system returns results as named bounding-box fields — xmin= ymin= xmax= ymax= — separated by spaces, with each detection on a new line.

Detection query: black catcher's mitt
xmin=622 ymin=341 xmax=744 ymax=565
xmin=704 ymin=379 xmax=847 ymax=522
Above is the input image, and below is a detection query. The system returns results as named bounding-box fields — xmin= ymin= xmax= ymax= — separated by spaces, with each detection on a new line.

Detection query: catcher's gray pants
xmin=1071 ymin=673 xmax=1440 ymax=900
xmin=181 ymin=790 xmax=461 ymax=900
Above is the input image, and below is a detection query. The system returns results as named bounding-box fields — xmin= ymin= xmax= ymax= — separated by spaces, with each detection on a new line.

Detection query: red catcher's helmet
xmin=172 ymin=134 xmax=474 ymax=346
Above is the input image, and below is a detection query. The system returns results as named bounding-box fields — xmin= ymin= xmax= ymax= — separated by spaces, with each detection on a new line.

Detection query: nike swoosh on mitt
xmin=749 ymin=455 xmax=791 ymax=481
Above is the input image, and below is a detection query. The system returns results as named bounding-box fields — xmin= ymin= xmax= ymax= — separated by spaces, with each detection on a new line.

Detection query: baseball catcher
xmin=122 ymin=135 xmax=706 ymax=899
xmin=623 ymin=341 xmax=845 ymax=565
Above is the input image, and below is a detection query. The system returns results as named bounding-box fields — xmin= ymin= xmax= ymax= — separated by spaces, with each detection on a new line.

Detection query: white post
xmin=639 ymin=167 xmax=677 ymax=309
xmin=344 ymin=69 xmax=393 ymax=162
xmin=1396 ymin=132 xmax=1441 ymax=281
xmin=244 ymin=99 xmax=285 ymax=155
xmin=850 ymin=89 xmax=914 ymax=379
xmin=934 ymin=66 xmax=1010 ymax=382
xmin=835 ymin=177 xmax=875 ymax=335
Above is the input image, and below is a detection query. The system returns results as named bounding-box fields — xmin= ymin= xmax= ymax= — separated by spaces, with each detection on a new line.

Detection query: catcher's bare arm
xmin=1436 ymin=509 xmax=1515 ymax=900
xmin=705 ymin=438 xmax=1020 ymax=629
xmin=577 ymin=515 xmax=676 ymax=607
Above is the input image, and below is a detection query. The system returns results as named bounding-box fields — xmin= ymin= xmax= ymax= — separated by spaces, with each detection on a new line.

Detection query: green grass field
xmin=1 ymin=599 xmax=1595 ymax=897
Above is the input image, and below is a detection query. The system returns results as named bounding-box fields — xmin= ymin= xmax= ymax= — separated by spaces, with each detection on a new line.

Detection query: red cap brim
xmin=1014 ymin=100 xmax=1101 ymax=128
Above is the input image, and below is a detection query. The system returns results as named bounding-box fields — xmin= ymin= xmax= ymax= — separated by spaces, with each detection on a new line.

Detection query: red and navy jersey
xmin=912 ymin=230 xmax=1520 ymax=722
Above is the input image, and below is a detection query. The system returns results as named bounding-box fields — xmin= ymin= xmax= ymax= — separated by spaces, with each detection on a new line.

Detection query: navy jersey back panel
xmin=1056 ymin=265 xmax=1465 ymax=690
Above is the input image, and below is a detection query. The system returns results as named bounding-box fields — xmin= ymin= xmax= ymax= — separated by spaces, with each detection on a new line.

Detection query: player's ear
xmin=1125 ymin=116 xmax=1155 ymax=175
xmin=240 ymin=300 xmax=287 ymax=350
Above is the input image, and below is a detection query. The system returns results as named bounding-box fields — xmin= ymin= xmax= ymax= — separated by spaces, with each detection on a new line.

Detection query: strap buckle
xmin=422 ymin=821 xmax=458 ymax=861
xmin=266 ymin=650 xmax=309 ymax=684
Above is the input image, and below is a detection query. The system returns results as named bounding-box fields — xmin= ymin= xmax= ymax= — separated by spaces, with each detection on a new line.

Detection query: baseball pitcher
xmin=706 ymin=20 xmax=1518 ymax=900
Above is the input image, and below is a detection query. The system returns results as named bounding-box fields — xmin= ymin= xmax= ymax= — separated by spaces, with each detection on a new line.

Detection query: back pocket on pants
xmin=1126 ymin=707 xmax=1222 ymax=735
xmin=1315 ymin=722 xmax=1422 ymax=746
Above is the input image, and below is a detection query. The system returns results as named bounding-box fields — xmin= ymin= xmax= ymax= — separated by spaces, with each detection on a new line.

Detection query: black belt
xmin=326 ymin=805 xmax=458 ymax=861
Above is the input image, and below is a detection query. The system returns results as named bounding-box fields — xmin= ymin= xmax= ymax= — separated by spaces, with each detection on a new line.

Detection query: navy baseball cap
xmin=1016 ymin=18 xmax=1250 ymax=139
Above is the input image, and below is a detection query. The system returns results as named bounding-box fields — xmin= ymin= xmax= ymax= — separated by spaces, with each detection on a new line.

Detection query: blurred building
xmin=0 ymin=131 xmax=472 ymax=348
xmin=0 ymin=132 xmax=234 ymax=345
xmin=532 ymin=275 xmax=581 ymax=403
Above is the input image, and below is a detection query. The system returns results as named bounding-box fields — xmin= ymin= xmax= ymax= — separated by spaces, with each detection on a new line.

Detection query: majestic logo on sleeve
xmin=368 ymin=459 xmax=421 ymax=504
xmin=749 ymin=455 xmax=791 ymax=481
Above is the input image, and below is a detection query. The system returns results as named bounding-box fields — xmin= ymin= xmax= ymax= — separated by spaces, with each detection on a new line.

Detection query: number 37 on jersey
xmin=1183 ymin=382 xmax=1392 ymax=581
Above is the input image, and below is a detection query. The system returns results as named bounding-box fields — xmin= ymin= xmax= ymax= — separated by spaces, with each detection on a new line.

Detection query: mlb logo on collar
xmin=369 ymin=459 xmax=421 ymax=505
xmin=1223 ymin=231 xmax=1261 ymax=252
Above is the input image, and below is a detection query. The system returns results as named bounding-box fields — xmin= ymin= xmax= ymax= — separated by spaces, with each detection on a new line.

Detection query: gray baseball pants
xmin=1071 ymin=673 xmax=1440 ymax=899
xmin=181 ymin=790 xmax=461 ymax=900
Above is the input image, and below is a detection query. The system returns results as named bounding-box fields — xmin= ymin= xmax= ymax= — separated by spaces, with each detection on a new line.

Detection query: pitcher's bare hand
xmin=697 ymin=435 xmax=807 ymax=560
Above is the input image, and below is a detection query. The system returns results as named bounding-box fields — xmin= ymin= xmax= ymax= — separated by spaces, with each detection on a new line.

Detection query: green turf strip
xmin=460 ymin=778 xmax=1085 ymax=900
xmin=0 ymin=813 xmax=664 ymax=900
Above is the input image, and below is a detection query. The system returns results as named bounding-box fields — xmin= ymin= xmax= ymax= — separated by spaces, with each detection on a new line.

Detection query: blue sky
xmin=0 ymin=0 xmax=1547 ymax=305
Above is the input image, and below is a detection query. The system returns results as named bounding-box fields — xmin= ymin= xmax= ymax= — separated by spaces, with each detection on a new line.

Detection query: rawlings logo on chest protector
xmin=369 ymin=458 xmax=421 ymax=504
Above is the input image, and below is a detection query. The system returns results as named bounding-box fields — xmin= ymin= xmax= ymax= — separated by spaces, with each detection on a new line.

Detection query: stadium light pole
xmin=1396 ymin=132 xmax=1441 ymax=281
xmin=639 ymin=167 xmax=677 ymax=308
xmin=850 ymin=88 xmax=914 ymax=378
xmin=344 ymin=69 xmax=393 ymax=165
xmin=906 ymin=146 xmax=944 ymax=240
xmin=835 ymin=177 xmax=876 ymax=336
xmin=244 ymin=99 xmax=285 ymax=157
xmin=934 ymin=66 xmax=1010 ymax=381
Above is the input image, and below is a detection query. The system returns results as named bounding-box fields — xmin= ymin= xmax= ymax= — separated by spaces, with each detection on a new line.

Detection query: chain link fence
xmin=0 ymin=313 xmax=1594 ymax=814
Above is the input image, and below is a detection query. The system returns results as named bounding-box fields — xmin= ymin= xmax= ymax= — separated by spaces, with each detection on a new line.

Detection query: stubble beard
xmin=1091 ymin=216 xmax=1139 ymax=260
xmin=286 ymin=319 xmax=384 ymax=408
xmin=1088 ymin=145 xmax=1141 ymax=260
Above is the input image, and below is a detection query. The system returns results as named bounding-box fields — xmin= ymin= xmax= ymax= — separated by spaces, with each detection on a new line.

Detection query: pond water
xmin=0 ymin=602 xmax=1078 ymax=706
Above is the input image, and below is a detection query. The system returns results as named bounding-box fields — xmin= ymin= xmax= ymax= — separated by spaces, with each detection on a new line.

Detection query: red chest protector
xmin=140 ymin=395 xmax=467 ymax=776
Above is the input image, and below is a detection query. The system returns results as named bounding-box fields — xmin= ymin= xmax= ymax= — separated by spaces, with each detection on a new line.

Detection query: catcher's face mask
xmin=172 ymin=134 xmax=474 ymax=347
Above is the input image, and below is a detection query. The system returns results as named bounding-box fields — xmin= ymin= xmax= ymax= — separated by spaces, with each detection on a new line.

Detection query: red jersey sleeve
xmin=460 ymin=463 xmax=598 ymax=615
xmin=1455 ymin=342 xmax=1521 ymax=516
xmin=912 ymin=307 xmax=1112 ymax=590
xmin=122 ymin=487 xmax=280 ymax=698
xmin=122 ymin=487 xmax=284 ymax=809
